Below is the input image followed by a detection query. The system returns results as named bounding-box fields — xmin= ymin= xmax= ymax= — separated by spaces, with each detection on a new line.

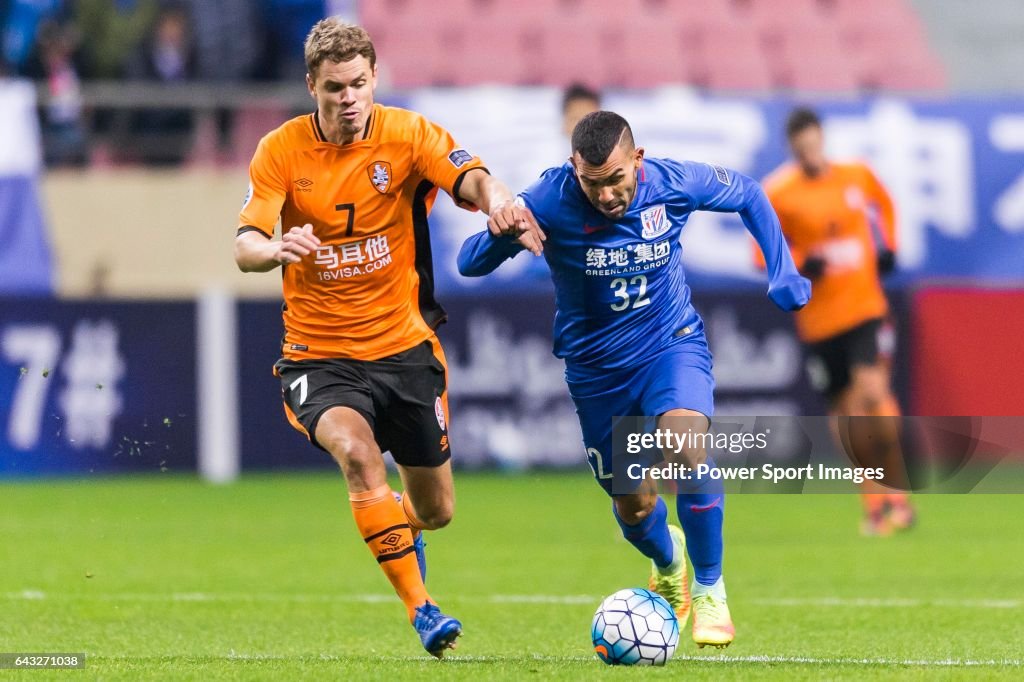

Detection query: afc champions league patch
xmin=447 ymin=148 xmax=474 ymax=168
xmin=434 ymin=396 xmax=447 ymax=431
xmin=367 ymin=160 xmax=392 ymax=193
xmin=640 ymin=204 xmax=672 ymax=240
xmin=709 ymin=163 xmax=731 ymax=186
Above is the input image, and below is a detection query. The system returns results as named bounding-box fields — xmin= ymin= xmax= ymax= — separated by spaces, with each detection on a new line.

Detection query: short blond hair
xmin=304 ymin=19 xmax=376 ymax=77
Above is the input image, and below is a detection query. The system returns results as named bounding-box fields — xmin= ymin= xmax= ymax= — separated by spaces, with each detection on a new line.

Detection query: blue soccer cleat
xmin=412 ymin=531 xmax=427 ymax=582
xmin=413 ymin=602 xmax=462 ymax=658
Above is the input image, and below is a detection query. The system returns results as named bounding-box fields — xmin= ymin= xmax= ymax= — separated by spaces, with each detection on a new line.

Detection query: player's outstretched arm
xmin=687 ymin=162 xmax=810 ymax=311
xmin=457 ymin=170 xmax=545 ymax=254
xmin=738 ymin=184 xmax=810 ymax=311
xmin=234 ymin=224 xmax=321 ymax=273
xmin=457 ymin=230 xmax=528 ymax=277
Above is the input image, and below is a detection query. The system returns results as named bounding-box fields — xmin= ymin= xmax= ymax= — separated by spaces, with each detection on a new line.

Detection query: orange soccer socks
xmin=400 ymin=491 xmax=428 ymax=534
xmin=349 ymin=484 xmax=430 ymax=620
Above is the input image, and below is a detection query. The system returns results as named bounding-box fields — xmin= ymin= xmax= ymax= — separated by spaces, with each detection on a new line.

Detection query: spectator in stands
xmin=34 ymin=20 xmax=88 ymax=167
xmin=561 ymin=82 xmax=601 ymax=138
xmin=126 ymin=3 xmax=194 ymax=82
xmin=263 ymin=0 xmax=328 ymax=79
xmin=1 ymin=0 xmax=65 ymax=76
xmin=181 ymin=0 xmax=264 ymax=154
xmin=123 ymin=3 xmax=196 ymax=165
xmin=72 ymin=0 xmax=157 ymax=79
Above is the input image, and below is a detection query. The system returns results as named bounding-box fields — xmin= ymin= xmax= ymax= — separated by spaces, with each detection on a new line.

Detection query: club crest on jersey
xmin=434 ymin=396 xmax=447 ymax=431
xmin=367 ymin=161 xmax=392 ymax=193
xmin=640 ymin=204 xmax=671 ymax=240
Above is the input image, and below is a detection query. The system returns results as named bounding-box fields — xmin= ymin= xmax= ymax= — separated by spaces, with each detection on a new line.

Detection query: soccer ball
xmin=591 ymin=587 xmax=679 ymax=666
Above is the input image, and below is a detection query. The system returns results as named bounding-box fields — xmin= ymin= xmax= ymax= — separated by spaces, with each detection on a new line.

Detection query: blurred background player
xmin=458 ymin=111 xmax=810 ymax=649
xmin=233 ymin=18 xmax=536 ymax=657
xmin=561 ymin=82 xmax=601 ymax=139
xmin=762 ymin=107 xmax=915 ymax=537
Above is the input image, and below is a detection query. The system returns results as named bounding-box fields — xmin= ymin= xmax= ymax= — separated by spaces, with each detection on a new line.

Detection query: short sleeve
xmin=238 ymin=136 xmax=287 ymax=236
xmin=411 ymin=115 xmax=488 ymax=209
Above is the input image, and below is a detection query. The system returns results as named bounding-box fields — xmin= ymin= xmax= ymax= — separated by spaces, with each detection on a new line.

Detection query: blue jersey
xmin=458 ymin=158 xmax=809 ymax=369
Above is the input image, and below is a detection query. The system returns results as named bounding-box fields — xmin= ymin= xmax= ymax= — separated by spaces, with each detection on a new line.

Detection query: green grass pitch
xmin=1 ymin=472 xmax=1023 ymax=680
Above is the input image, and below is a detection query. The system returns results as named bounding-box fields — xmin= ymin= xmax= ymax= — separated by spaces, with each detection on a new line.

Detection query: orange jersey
xmin=761 ymin=161 xmax=896 ymax=343
xmin=238 ymin=104 xmax=486 ymax=361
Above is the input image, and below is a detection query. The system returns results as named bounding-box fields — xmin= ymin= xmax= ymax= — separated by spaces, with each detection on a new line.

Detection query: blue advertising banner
xmin=235 ymin=291 xmax=909 ymax=469
xmin=237 ymin=301 xmax=327 ymax=470
xmin=0 ymin=300 xmax=197 ymax=476
xmin=405 ymin=89 xmax=1024 ymax=295
xmin=1 ymin=292 xmax=909 ymax=475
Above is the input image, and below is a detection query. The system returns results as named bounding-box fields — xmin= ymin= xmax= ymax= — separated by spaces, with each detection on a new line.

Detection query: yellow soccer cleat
xmin=648 ymin=524 xmax=691 ymax=627
xmin=691 ymin=584 xmax=734 ymax=649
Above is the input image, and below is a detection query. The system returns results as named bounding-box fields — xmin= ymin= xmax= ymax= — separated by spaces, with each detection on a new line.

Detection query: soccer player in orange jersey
xmin=233 ymin=19 xmax=541 ymax=657
xmin=763 ymin=107 xmax=915 ymax=536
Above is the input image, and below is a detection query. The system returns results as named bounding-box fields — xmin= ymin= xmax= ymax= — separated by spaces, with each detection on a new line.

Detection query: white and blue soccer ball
xmin=591 ymin=587 xmax=679 ymax=666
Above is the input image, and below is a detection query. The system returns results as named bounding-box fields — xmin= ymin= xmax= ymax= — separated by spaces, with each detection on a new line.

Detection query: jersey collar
xmin=310 ymin=105 xmax=378 ymax=145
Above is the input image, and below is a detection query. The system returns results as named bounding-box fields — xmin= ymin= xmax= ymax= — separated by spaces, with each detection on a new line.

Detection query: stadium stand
xmin=359 ymin=0 xmax=948 ymax=92
xmin=13 ymin=0 xmax=980 ymax=172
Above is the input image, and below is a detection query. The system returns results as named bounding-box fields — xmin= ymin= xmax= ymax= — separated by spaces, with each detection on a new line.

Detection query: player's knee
xmin=323 ymin=432 xmax=378 ymax=477
xmin=677 ymin=447 xmax=708 ymax=469
xmin=418 ymin=502 xmax=454 ymax=530
xmin=851 ymin=384 xmax=889 ymax=415
xmin=849 ymin=369 xmax=890 ymax=416
xmin=614 ymin=495 xmax=658 ymax=525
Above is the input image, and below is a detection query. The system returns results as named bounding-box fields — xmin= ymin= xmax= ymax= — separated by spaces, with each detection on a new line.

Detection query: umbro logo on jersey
xmin=294 ymin=177 xmax=313 ymax=192
xmin=640 ymin=204 xmax=671 ymax=239
xmin=583 ymin=223 xmax=609 ymax=234
xmin=367 ymin=160 xmax=392 ymax=193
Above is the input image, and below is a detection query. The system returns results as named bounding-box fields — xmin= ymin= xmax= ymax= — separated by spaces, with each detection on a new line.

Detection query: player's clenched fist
xmin=514 ymin=219 xmax=546 ymax=257
xmin=488 ymin=200 xmax=533 ymax=236
xmin=488 ymin=200 xmax=546 ymax=255
xmin=276 ymin=223 xmax=321 ymax=264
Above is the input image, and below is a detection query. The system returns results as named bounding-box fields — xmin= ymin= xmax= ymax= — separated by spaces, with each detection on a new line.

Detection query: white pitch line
xmin=672 ymin=654 xmax=1023 ymax=667
xmin=0 ymin=590 xmax=598 ymax=604
xmin=4 ymin=591 xmax=1021 ymax=609
xmin=751 ymin=597 xmax=1023 ymax=609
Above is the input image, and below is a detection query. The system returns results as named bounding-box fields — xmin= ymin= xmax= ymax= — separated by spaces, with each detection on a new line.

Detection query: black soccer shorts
xmin=805 ymin=317 xmax=894 ymax=400
xmin=274 ymin=338 xmax=452 ymax=467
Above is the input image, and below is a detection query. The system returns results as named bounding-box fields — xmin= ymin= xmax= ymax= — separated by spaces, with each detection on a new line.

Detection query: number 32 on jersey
xmin=609 ymin=275 xmax=650 ymax=311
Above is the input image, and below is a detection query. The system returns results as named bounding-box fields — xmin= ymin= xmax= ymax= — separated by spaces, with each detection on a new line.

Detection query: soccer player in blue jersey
xmin=458 ymin=111 xmax=810 ymax=648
